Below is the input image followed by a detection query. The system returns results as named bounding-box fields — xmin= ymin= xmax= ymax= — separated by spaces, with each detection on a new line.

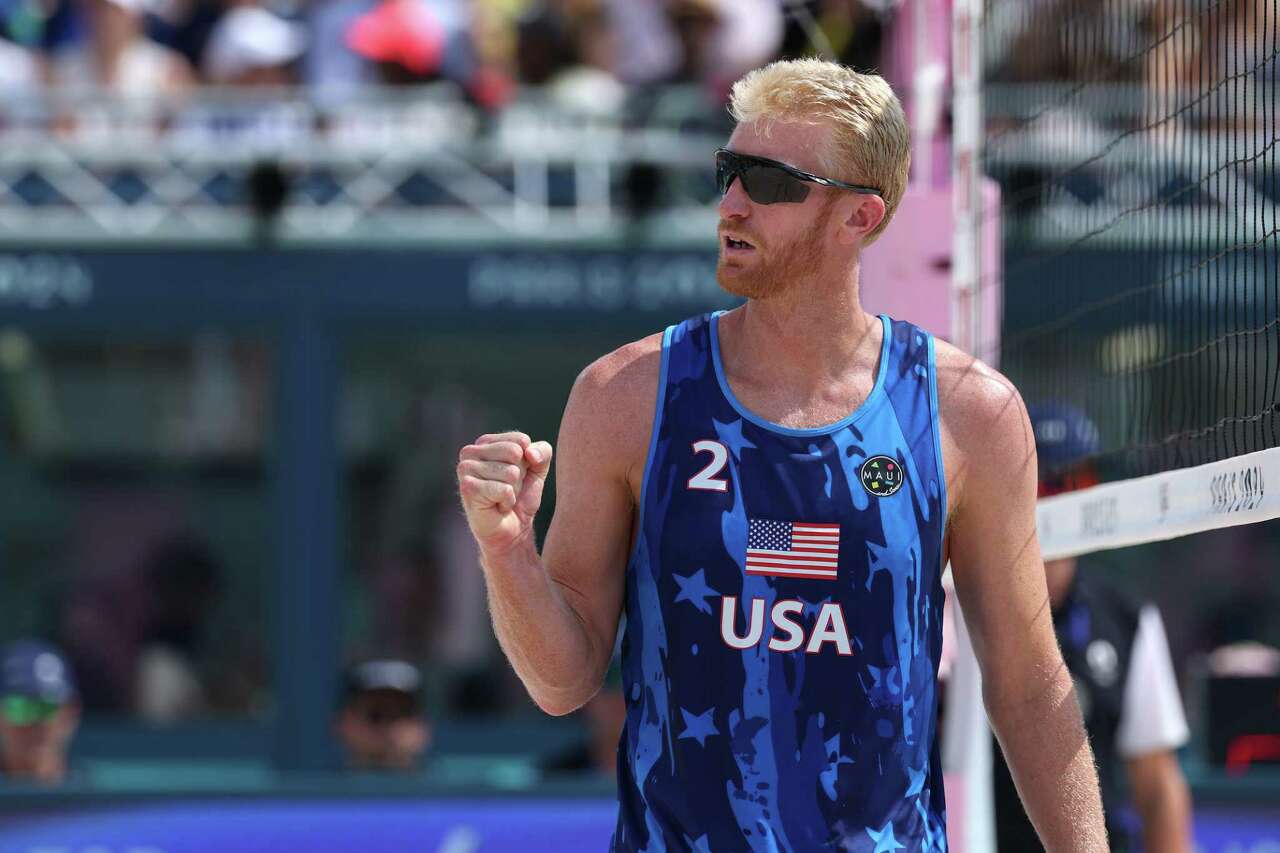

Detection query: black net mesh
xmin=983 ymin=0 xmax=1279 ymax=481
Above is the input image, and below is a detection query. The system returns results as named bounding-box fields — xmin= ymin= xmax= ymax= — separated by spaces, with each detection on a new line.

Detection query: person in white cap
xmin=201 ymin=4 xmax=307 ymax=86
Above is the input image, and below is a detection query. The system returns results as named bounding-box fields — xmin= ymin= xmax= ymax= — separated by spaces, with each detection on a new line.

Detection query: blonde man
xmin=459 ymin=59 xmax=1107 ymax=851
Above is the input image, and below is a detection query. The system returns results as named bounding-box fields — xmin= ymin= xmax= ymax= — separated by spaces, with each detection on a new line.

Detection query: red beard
xmin=716 ymin=204 xmax=833 ymax=300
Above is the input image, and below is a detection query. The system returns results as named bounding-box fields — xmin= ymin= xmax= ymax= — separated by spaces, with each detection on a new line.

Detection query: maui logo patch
xmin=859 ymin=455 xmax=904 ymax=497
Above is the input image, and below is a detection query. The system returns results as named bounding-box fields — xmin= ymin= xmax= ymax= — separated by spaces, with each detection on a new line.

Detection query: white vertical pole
xmin=951 ymin=0 xmax=983 ymax=357
xmin=947 ymin=0 xmax=995 ymax=851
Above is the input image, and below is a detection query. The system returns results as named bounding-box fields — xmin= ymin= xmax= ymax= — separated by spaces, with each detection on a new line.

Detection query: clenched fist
xmin=457 ymin=431 xmax=554 ymax=555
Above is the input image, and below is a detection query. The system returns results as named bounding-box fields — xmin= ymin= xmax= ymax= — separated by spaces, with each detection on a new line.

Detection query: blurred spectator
xmin=345 ymin=0 xmax=446 ymax=84
xmin=1187 ymin=0 xmax=1277 ymax=130
xmin=335 ymin=658 xmax=432 ymax=772
xmin=605 ymin=0 xmax=783 ymax=97
xmin=172 ymin=2 xmax=310 ymax=143
xmin=134 ymin=535 xmax=222 ymax=723
xmin=991 ymin=0 xmax=1152 ymax=84
xmin=306 ymin=0 xmax=510 ymax=108
xmin=201 ymin=4 xmax=306 ymax=86
xmin=48 ymin=0 xmax=193 ymax=94
xmin=0 ymin=639 xmax=80 ymax=785
xmin=45 ymin=0 xmax=194 ymax=139
xmin=146 ymin=0 xmax=225 ymax=73
xmin=0 ymin=33 xmax=38 ymax=94
xmin=512 ymin=0 xmax=626 ymax=115
xmin=993 ymin=403 xmax=1193 ymax=853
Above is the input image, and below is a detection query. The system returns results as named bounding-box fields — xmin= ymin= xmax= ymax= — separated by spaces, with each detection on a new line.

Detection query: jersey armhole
xmin=625 ymin=324 xmax=674 ymax=569
xmin=927 ymin=333 xmax=949 ymax=560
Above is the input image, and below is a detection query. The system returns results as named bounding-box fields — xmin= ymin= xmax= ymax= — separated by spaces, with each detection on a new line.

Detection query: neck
xmin=725 ymin=260 xmax=879 ymax=388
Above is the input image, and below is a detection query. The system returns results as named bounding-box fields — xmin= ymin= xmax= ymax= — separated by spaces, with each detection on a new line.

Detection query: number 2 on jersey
xmin=688 ymin=440 xmax=730 ymax=492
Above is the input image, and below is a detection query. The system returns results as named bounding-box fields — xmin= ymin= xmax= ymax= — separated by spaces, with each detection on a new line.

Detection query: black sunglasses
xmin=715 ymin=148 xmax=881 ymax=205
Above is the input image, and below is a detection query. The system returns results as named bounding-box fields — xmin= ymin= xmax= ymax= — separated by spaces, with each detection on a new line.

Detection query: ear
xmin=836 ymin=194 xmax=887 ymax=247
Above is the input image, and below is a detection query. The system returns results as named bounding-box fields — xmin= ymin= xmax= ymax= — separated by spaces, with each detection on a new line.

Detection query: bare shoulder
xmin=568 ymin=331 xmax=664 ymax=428
xmin=559 ymin=331 xmax=665 ymax=494
xmin=932 ymin=339 xmax=1028 ymax=438
xmin=932 ymin=338 xmax=1037 ymax=512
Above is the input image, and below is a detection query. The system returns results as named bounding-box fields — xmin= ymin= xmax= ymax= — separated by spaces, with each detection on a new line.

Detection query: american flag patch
xmin=745 ymin=519 xmax=841 ymax=580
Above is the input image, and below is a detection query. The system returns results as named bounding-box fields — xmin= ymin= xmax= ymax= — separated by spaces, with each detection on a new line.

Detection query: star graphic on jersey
xmin=673 ymin=569 xmax=720 ymax=615
xmin=819 ymin=751 xmax=855 ymax=801
xmin=866 ymin=664 xmax=901 ymax=696
xmin=683 ymin=834 xmax=714 ymax=853
xmin=866 ymin=821 xmax=905 ymax=852
xmin=713 ymin=417 xmax=757 ymax=461
xmin=678 ymin=706 xmax=719 ymax=747
xmin=915 ymin=799 xmax=942 ymax=852
xmin=906 ymin=764 xmax=927 ymax=798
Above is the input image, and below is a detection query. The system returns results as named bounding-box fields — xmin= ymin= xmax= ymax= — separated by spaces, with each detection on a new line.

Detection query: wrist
xmin=479 ymin=528 xmax=540 ymax=572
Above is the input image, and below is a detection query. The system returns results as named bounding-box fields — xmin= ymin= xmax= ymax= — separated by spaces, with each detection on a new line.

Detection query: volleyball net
xmin=945 ymin=1 xmax=1280 ymax=848
xmin=973 ymin=0 xmax=1280 ymax=556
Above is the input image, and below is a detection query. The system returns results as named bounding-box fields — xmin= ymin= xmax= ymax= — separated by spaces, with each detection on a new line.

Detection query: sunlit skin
xmin=713 ymin=119 xmax=898 ymax=431
xmin=0 ymin=703 xmax=79 ymax=784
xmin=715 ymin=119 xmax=885 ymax=303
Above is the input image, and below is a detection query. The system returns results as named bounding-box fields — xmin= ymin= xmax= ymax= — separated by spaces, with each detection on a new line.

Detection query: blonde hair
xmin=729 ymin=59 xmax=910 ymax=244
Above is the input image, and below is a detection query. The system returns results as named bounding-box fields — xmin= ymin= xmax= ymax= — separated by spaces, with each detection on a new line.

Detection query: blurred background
xmin=0 ymin=0 xmax=1274 ymax=850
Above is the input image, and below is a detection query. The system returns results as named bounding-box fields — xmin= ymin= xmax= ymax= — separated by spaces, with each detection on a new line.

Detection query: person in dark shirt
xmin=994 ymin=402 xmax=1194 ymax=852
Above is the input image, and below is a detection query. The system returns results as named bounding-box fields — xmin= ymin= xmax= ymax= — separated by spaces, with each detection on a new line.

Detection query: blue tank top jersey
xmin=614 ymin=311 xmax=948 ymax=853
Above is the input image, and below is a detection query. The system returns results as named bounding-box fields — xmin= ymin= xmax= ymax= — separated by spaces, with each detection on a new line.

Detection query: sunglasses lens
xmin=716 ymin=152 xmax=810 ymax=205
xmin=742 ymin=165 xmax=809 ymax=204
xmin=715 ymin=151 xmax=735 ymax=194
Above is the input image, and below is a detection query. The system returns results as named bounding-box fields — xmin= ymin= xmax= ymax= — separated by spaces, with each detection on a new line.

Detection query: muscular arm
xmin=458 ymin=337 xmax=659 ymax=716
xmin=1128 ymin=750 xmax=1193 ymax=853
xmin=939 ymin=351 xmax=1108 ymax=852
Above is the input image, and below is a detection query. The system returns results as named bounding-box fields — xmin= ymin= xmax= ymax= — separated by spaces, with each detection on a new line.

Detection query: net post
xmin=946 ymin=0 xmax=996 ymax=850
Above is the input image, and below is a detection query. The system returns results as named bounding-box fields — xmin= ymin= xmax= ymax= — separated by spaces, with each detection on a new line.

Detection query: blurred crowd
xmin=986 ymin=0 xmax=1277 ymax=88
xmin=0 ymin=0 xmax=1267 ymax=105
xmin=0 ymin=0 xmax=893 ymax=112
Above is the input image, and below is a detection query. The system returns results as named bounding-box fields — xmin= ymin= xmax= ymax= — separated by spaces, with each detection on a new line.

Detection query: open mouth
xmin=723 ymin=235 xmax=755 ymax=251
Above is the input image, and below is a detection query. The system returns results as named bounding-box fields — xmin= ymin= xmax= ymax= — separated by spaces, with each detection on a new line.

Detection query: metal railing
xmin=0 ymin=83 xmax=1272 ymax=247
xmin=0 ymin=85 xmax=727 ymax=245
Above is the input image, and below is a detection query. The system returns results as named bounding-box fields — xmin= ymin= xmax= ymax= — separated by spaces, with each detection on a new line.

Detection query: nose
xmin=717 ymin=175 xmax=750 ymax=220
